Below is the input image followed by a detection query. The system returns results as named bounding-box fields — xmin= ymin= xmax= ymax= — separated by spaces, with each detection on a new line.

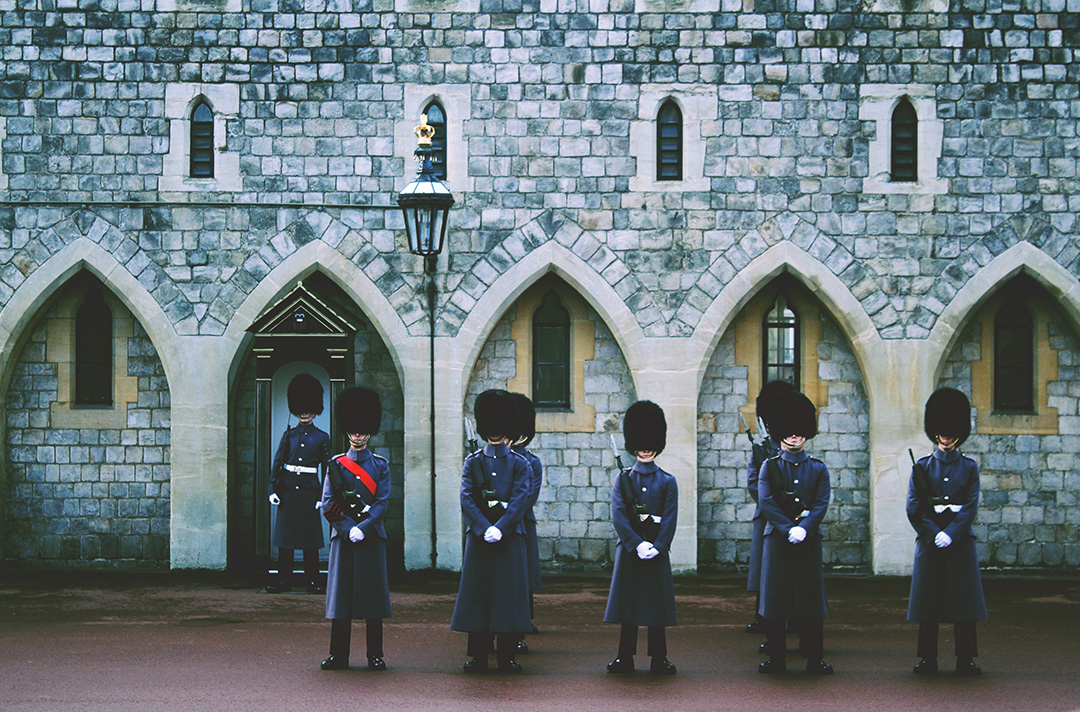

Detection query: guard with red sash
xmin=907 ymin=387 xmax=986 ymax=676
xmin=320 ymin=386 xmax=392 ymax=671
xmin=510 ymin=392 xmax=543 ymax=649
xmin=266 ymin=373 xmax=330 ymax=594
xmin=451 ymin=389 xmax=532 ymax=674
xmin=604 ymin=400 xmax=678 ymax=675
xmin=757 ymin=391 xmax=833 ymax=675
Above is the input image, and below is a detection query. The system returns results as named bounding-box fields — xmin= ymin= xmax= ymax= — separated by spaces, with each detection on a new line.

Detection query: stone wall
xmin=5 ymin=316 xmax=170 ymax=568
xmin=939 ymin=308 xmax=1080 ymax=571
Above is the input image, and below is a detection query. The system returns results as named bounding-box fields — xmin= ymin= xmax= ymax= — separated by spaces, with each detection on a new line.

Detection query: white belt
xmin=638 ymin=514 xmax=662 ymax=524
xmin=934 ymin=504 xmax=962 ymax=514
xmin=285 ymin=464 xmax=319 ymax=475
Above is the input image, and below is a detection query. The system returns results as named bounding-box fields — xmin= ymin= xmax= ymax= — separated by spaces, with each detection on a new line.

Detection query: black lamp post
xmin=398 ymin=115 xmax=454 ymax=570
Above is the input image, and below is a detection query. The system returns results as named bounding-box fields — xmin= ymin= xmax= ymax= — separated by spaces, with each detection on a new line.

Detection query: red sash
xmin=335 ymin=455 xmax=378 ymax=497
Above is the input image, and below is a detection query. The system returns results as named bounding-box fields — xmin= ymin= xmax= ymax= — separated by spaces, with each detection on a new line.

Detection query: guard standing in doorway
xmin=266 ymin=373 xmax=330 ymax=594
xmin=757 ymin=391 xmax=833 ymax=675
xmin=746 ymin=380 xmax=794 ymax=643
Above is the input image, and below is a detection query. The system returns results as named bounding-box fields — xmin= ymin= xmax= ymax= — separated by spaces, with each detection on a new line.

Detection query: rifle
xmin=466 ymin=417 xmax=503 ymax=523
xmin=739 ymin=412 xmax=770 ymax=467
xmin=611 ymin=434 xmax=659 ymax=541
xmin=465 ymin=417 xmax=479 ymax=453
xmin=908 ymin=449 xmax=931 ymax=515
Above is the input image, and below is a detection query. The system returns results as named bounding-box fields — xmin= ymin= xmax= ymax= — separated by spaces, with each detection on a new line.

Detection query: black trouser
xmin=918 ymin=621 xmax=977 ymax=659
xmin=468 ymin=632 xmax=521 ymax=667
xmin=753 ymin=591 xmax=763 ymax=623
xmin=617 ymin=623 xmax=667 ymax=659
xmin=764 ymin=618 xmax=823 ymax=660
xmin=329 ymin=618 xmax=383 ymax=660
xmin=277 ymin=548 xmax=320 ymax=586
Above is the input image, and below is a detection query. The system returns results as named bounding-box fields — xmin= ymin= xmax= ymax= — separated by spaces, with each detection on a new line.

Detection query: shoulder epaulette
xmin=371 ymin=452 xmax=388 ymax=463
xmin=809 ymin=456 xmax=824 ymax=464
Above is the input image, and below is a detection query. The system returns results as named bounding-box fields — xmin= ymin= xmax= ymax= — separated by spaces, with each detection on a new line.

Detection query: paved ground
xmin=1 ymin=571 xmax=1078 ymax=712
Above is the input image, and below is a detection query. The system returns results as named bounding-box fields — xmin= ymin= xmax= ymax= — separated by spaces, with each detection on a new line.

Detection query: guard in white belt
xmin=266 ymin=373 xmax=330 ymax=594
xmin=604 ymin=400 xmax=679 ymax=675
xmin=907 ymin=387 xmax=987 ymax=676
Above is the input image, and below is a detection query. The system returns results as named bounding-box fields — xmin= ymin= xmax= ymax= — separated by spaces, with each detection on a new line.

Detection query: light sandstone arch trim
xmin=0 ymin=238 xmax=180 ymax=393
xmin=223 ymin=240 xmax=412 ymax=387
xmin=926 ymin=241 xmax=1080 ymax=385
xmin=689 ymin=240 xmax=881 ymax=397
xmin=452 ymin=239 xmax=648 ymax=405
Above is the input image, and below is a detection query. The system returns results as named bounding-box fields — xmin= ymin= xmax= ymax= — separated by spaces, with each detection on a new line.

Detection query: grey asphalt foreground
xmin=1 ymin=571 xmax=1078 ymax=712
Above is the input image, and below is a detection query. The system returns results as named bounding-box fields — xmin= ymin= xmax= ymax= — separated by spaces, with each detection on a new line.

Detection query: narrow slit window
xmin=190 ymin=101 xmax=214 ymax=178
xmin=763 ymin=293 xmax=799 ymax=389
xmin=423 ymin=101 xmax=447 ymax=182
xmin=75 ymin=289 xmax=113 ymax=406
xmin=993 ymin=300 xmax=1034 ymax=412
xmin=533 ymin=291 xmax=571 ymax=410
xmin=891 ymin=99 xmax=918 ymax=182
xmin=657 ymin=100 xmax=682 ymax=181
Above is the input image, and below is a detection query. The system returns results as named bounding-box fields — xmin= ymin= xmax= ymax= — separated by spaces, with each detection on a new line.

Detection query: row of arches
xmin=2 ymin=215 xmax=1079 ymax=573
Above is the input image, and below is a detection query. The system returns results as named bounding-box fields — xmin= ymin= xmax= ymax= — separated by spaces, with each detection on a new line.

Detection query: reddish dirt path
xmin=1 ymin=572 xmax=1077 ymax=712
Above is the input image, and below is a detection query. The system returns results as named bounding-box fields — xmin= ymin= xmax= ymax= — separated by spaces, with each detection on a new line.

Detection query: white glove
xmin=268 ymin=493 xmax=280 ymax=506
xmin=484 ymin=526 xmax=503 ymax=543
xmin=642 ymin=545 xmax=660 ymax=560
xmin=314 ymin=501 xmax=321 ymax=510
xmin=788 ymin=526 xmax=807 ymax=544
xmin=636 ymin=541 xmax=654 ymax=560
xmin=934 ymin=531 xmax=952 ymax=548
xmin=349 ymin=526 xmax=365 ymax=543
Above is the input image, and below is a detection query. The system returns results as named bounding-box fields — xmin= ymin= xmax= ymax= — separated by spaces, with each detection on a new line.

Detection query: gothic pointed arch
xmin=454 ymin=238 xmax=648 ymax=405
xmin=928 ymin=241 xmax=1080 ymax=384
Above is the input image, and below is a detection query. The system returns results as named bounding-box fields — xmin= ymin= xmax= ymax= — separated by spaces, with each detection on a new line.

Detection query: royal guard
xmin=451 ymin=389 xmax=533 ymax=674
xmin=757 ymin=391 xmax=833 ymax=675
xmin=320 ymin=387 xmax=392 ymax=671
xmin=604 ymin=400 xmax=678 ymax=675
xmin=907 ymin=387 xmax=987 ymax=676
xmin=746 ymin=380 xmax=794 ymax=644
xmin=266 ymin=373 xmax=330 ymax=594
xmin=510 ymin=392 xmax=544 ymax=649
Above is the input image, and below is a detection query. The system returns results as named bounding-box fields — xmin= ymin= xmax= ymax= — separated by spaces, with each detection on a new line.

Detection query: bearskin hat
xmin=767 ymin=391 xmax=817 ymax=440
xmin=756 ymin=379 xmax=795 ymax=429
xmin=624 ymin=400 xmax=667 ymax=455
xmin=924 ymin=387 xmax=971 ymax=446
xmin=474 ymin=389 xmax=520 ymax=442
xmin=287 ymin=373 xmax=324 ymax=416
xmin=336 ymin=386 xmax=381 ymax=436
xmin=512 ymin=392 xmax=536 ymax=447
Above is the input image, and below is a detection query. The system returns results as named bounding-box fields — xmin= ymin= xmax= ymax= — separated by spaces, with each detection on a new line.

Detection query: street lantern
xmin=398 ymin=115 xmax=455 ymax=266
xmin=397 ymin=114 xmax=455 ymax=571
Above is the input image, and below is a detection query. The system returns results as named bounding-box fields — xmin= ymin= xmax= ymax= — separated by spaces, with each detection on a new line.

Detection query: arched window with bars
xmin=762 ymin=293 xmax=800 ymax=389
xmin=891 ymin=99 xmax=918 ymax=182
xmin=75 ymin=289 xmax=113 ymax=406
xmin=190 ymin=101 xmax=214 ymax=178
xmin=657 ymin=100 xmax=683 ymax=181
xmin=532 ymin=291 xmax=571 ymax=410
xmin=423 ymin=101 xmax=448 ymax=182
xmin=993 ymin=299 xmax=1034 ymax=412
